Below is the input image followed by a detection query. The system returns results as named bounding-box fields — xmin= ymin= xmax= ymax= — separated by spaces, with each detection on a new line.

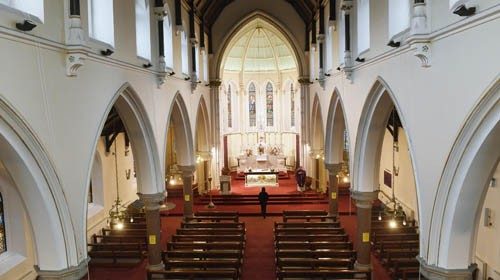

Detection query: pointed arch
xmin=164 ymin=92 xmax=195 ymax=166
xmin=0 ymin=96 xmax=79 ymax=271
xmin=214 ymin=11 xmax=307 ymax=79
xmin=426 ymin=78 xmax=500 ymax=270
xmin=352 ymin=77 xmax=418 ymax=194
xmin=311 ymin=93 xmax=324 ymax=151
xmin=195 ymin=96 xmax=210 ymax=154
xmin=325 ymin=88 xmax=350 ymax=164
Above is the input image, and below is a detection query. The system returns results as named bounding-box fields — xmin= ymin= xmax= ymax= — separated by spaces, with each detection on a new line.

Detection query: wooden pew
xmin=275 ymin=233 xmax=349 ymax=242
xmin=275 ymin=249 xmax=356 ymax=259
xmin=163 ymin=250 xmax=243 ymax=261
xmin=185 ymin=216 xmax=239 ymax=223
xmin=171 ymin=234 xmax=245 ymax=243
xmin=371 ymin=233 xmax=419 ymax=245
xmin=87 ymin=242 xmax=146 ymax=251
xmin=276 ymin=269 xmax=371 ymax=280
xmin=102 ymin=228 xmax=147 ymax=236
xmin=92 ymin=234 xmax=147 ymax=245
xmin=371 ymin=226 xmax=418 ymax=235
xmin=282 ymin=210 xmax=335 ymax=222
xmin=275 ymin=241 xmax=353 ymax=251
xmin=195 ymin=211 xmax=239 ymax=217
xmin=167 ymin=241 xmax=244 ymax=251
xmin=88 ymin=250 xmax=146 ymax=266
xmin=274 ymin=227 xmax=345 ymax=235
xmin=163 ymin=259 xmax=241 ymax=271
xmin=274 ymin=221 xmax=341 ymax=228
xmin=147 ymin=269 xmax=238 ymax=280
xmin=276 ymin=257 xmax=355 ymax=270
xmin=176 ymin=228 xmax=245 ymax=235
xmin=181 ymin=221 xmax=245 ymax=229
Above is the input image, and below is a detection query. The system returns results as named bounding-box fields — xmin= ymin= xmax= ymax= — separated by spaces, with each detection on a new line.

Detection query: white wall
xmin=378 ymin=129 xmax=418 ymax=222
xmin=86 ymin=134 xmax=138 ymax=240
xmin=475 ymin=163 xmax=500 ymax=279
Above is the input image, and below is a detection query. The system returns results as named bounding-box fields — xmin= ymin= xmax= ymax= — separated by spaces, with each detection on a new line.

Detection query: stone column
xmin=179 ymin=165 xmax=196 ymax=217
xmin=325 ymin=163 xmax=342 ymax=217
xmin=351 ymin=190 xmax=378 ymax=271
xmin=298 ymin=77 xmax=311 ymax=169
xmin=417 ymin=258 xmax=477 ymax=280
xmin=138 ymin=192 xmax=165 ymax=270
xmin=209 ymin=80 xmax=222 ymax=186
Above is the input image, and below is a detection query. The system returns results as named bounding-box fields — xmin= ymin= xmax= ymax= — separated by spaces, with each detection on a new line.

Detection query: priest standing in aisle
xmin=258 ymin=187 xmax=269 ymax=218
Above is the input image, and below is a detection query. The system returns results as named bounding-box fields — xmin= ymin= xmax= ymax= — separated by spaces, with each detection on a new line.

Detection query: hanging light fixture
xmin=107 ymin=123 xmax=129 ymax=230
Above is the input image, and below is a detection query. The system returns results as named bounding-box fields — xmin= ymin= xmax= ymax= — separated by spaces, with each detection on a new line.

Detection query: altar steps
xmin=194 ymin=193 xmax=328 ymax=205
xmin=234 ymin=171 xmax=290 ymax=180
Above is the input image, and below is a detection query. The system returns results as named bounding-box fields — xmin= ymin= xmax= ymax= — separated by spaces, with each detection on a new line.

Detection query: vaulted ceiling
xmin=191 ymin=0 xmax=318 ymax=30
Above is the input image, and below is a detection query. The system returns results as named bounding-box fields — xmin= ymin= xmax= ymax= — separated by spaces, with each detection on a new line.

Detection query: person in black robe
xmin=258 ymin=187 xmax=269 ymax=218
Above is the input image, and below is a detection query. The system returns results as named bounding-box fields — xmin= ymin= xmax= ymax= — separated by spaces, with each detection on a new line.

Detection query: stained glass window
xmin=266 ymin=82 xmax=273 ymax=126
xmin=227 ymin=84 xmax=232 ymax=128
xmin=0 ymin=193 xmax=6 ymax=254
xmin=290 ymin=83 xmax=295 ymax=127
xmin=249 ymin=83 xmax=256 ymax=127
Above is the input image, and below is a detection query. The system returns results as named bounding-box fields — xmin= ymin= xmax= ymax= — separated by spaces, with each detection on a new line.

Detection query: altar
xmin=244 ymin=169 xmax=279 ymax=187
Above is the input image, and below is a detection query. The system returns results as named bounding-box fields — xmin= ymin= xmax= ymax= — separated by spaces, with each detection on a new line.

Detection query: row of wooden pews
xmin=371 ymin=205 xmax=423 ymax=280
xmin=147 ymin=211 xmax=246 ymax=280
xmin=275 ymin=210 xmax=371 ymax=280
xmin=88 ymin=212 xmax=148 ymax=266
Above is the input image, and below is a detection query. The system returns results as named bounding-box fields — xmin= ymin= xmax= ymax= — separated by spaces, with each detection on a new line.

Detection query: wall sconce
xmin=143 ymin=63 xmax=153 ymax=68
xmin=490 ymin=178 xmax=496 ymax=188
xmin=16 ymin=20 xmax=37 ymax=31
xmin=387 ymin=40 xmax=401 ymax=48
xmin=453 ymin=4 xmax=476 ymax=17
xmin=355 ymin=57 xmax=365 ymax=62
xmin=124 ymin=148 xmax=130 ymax=157
xmin=168 ymin=71 xmax=175 ymax=76
xmin=184 ymin=76 xmax=191 ymax=81
xmin=101 ymin=49 xmax=114 ymax=56
xmin=125 ymin=169 xmax=131 ymax=180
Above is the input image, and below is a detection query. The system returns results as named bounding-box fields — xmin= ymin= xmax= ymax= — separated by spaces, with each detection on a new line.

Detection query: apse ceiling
xmin=192 ymin=0 xmax=318 ymax=31
xmin=223 ymin=19 xmax=297 ymax=72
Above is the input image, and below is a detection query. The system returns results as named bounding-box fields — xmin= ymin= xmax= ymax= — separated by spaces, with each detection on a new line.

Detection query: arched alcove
xmin=194 ymin=97 xmax=211 ymax=194
xmin=311 ymin=94 xmax=327 ymax=192
xmin=427 ymin=79 xmax=499 ymax=272
xmin=325 ymin=89 xmax=350 ymax=165
xmin=0 ymin=97 xmax=78 ymax=272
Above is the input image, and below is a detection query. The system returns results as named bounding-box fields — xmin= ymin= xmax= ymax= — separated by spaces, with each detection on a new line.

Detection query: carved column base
xmin=417 ymin=257 xmax=477 ymax=280
xmin=36 ymin=258 xmax=88 ymax=280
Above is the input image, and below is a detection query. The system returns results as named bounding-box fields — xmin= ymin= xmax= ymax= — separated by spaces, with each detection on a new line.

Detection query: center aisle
xmin=240 ymin=217 xmax=280 ymax=279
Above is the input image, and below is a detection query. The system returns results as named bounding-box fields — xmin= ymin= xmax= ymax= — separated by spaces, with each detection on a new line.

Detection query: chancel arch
xmin=425 ymin=78 xmax=500 ymax=277
xmin=0 ymin=96 xmax=79 ymax=275
xmin=351 ymin=77 xmax=420 ymax=270
xmin=219 ymin=15 xmax=301 ymax=178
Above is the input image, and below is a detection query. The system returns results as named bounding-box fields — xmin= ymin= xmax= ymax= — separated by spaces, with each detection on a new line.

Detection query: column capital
xmin=417 ymin=257 xmax=477 ymax=280
xmin=36 ymin=258 xmax=89 ymax=280
xmin=341 ymin=0 xmax=353 ymax=12
xmin=298 ymin=77 xmax=312 ymax=85
xmin=178 ymin=165 xmax=196 ymax=177
xmin=138 ymin=192 xmax=165 ymax=211
xmin=351 ymin=190 xmax=378 ymax=208
xmin=209 ymin=79 xmax=222 ymax=88
xmin=324 ymin=162 xmax=342 ymax=173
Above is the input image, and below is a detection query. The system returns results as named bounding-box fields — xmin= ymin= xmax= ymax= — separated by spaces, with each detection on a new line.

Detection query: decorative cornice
xmin=417 ymin=257 xmax=478 ymax=280
xmin=36 ymin=258 xmax=89 ymax=280
xmin=209 ymin=79 xmax=222 ymax=87
xmin=298 ymin=77 xmax=312 ymax=85
xmin=324 ymin=163 xmax=342 ymax=173
xmin=138 ymin=192 xmax=165 ymax=211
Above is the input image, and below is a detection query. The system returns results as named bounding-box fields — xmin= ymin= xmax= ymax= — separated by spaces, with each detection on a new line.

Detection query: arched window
xmin=248 ymin=83 xmax=256 ymax=127
xmin=0 ymin=193 xmax=6 ymax=254
xmin=135 ymin=0 xmax=151 ymax=60
xmin=266 ymin=82 xmax=274 ymax=126
xmin=357 ymin=0 xmax=370 ymax=54
xmin=227 ymin=84 xmax=232 ymax=128
xmin=88 ymin=0 xmax=114 ymax=46
xmin=163 ymin=13 xmax=174 ymax=69
xmin=181 ymin=30 xmax=189 ymax=75
xmin=388 ymin=0 xmax=410 ymax=39
xmin=290 ymin=83 xmax=295 ymax=127
xmin=195 ymin=44 xmax=201 ymax=80
xmin=203 ymin=51 xmax=208 ymax=81
xmin=0 ymin=0 xmax=44 ymax=22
